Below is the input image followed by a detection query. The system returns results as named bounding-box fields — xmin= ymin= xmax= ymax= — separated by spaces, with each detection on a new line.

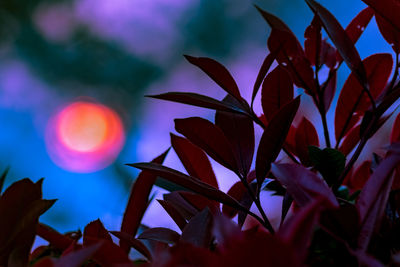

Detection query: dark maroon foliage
xmin=4 ymin=0 xmax=400 ymax=266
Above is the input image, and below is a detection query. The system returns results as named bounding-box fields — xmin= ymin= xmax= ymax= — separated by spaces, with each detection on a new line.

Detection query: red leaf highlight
xmin=120 ymin=149 xmax=169 ymax=252
xmin=261 ymin=66 xmax=294 ymax=122
xmin=175 ymin=117 xmax=239 ymax=173
xmin=171 ymin=134 xmax=218 ymax=188
xmin=335 ymin=53 xmax=393 ymax=142
xmin=184 ymin=55 xmax=242 ymax=101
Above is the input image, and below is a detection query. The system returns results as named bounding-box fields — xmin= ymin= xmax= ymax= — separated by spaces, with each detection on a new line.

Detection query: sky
xmin=0 ymin=0 xmax=395 ymax=236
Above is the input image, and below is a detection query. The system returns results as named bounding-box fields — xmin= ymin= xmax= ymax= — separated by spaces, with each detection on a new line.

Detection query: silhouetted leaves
xmin=215 ymin=95 xmax=255 ymax=176
xmin=120 ymin=148 xmax=169 ymax=252
xmin=256 ymin=97 xmax=300 ymax=185
xmin=184 ymin=55 xmax=243 ymax=101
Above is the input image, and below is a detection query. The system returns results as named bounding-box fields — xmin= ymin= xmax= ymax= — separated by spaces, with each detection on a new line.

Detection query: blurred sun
xmin=45 ymin=101 xmax=125 ymax=173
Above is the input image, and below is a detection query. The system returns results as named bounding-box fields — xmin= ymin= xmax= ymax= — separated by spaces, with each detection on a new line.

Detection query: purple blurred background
xmin=0 ymin=0 xmax=393 ymax=236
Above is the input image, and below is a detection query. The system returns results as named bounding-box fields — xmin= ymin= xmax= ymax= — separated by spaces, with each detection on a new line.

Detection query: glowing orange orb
xmin=45 ymin=101 xmax=125 ymax=173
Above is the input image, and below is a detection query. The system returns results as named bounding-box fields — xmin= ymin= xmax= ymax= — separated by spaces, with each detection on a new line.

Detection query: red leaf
xmin=138 ymin=227 xmax=180 ymax=245
xmin=157 ymin=199 xmax=187 ymax=230
xmin=181 ymin=208 xmax=213 ymax=248
xmin=271 ymin=163 xmax=339 ymax=208
xmin=84 ymin=220 xmax=131 ymax=265
xmin=261 ymin=66 xmax=294 ymax=122
xmin=163 ymin=192 xmax=198 ymax=220
xmin=215 ymin=95 xmax=255 ymax=176
xmin=335 ymin=53 xmax=393 ymax=142
xmin=171 ymin=134 xmax=218 ymax=188
xmin=84 ymin=220 xmax=112 ymax=241
xmin=349 ymin=161 xmax=371 ymax=191
xmin=376 ymin=14 xmax=400 ymax=53
xmin=294 ymin=117 xmax=319 ymax=166
xmin=147 ymin=92 xmax=247 ymax=115
xmin=322 ymin=69 xmax=337 ymax=112
xmin=184 ymin=55 xmax=242 ymax=101
xmin=361 ymin=0 xmax=400 ymax=33
xmin=252 ymin=50 xmax=278 ymax=106
xmin=111 ymin=231 xmax=152 ymax=260
xmin=175 ymin=117 xmax=239 ymax=173
xmin=306 ymin=0 xmax=367 ymax=85
xmin=222 ymin=182 xmax=247 ymax=218
xmin=304 ymin=16 xmax=322 ymax=66
xmin=346 ymin=7 xmax=374 ymax=44
xmin=336 ymin=7 xmax=374 ymax=62
xmin=36 ymin=223 xmax=74 ymax=251
xmin=33 ymin=244 xmax=101 ymax=267
xmin=179 ymin=191 xmax=219 ymax=212
xmin=268 ymin=30 xmax=316 ymax=95
xmin=339 ymin=124 xmax=361 ymax=156
xmin=256 ymin=97 xmax=300 ymax=184
xmin=120 ymin=149 xmax=169 ymax=252
xmin=356 ymin=153 xmax=400 ymax=250
xmin=128 ymin=163 xmax=246 ymax=213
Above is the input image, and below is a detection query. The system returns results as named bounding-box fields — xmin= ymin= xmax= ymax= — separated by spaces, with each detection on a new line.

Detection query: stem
xmin=315 ymin=65 xmax=332 ymax=148
xmin=239 ymin=173 xmax=275 ymax=233
xmin=333 ymin=115 xmax=378 ymax=192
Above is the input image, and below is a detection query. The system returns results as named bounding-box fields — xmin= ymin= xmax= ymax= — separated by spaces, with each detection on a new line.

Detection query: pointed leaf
xmin=128 ymin=163 xmax=245 ymax=212
xmin=294 ymin=117 xmax=319 ymax=166
xmin=110 ymin=231 xmax=152 ymax=260
xmin=348 ymin=161 xmax=371 ymax=191
xmin=184 ymin=55 xmax=242 ymax=100
xmin=361 ymin=0 xmax=400 ymax=33
xmin=120 ymin=149 xmax=169 ymax=252
xmin=36 ymin=223 xmax=74 ymax=251
xmin=339 ymin=124 xmax=361 ymax=156
xmin=322 ymin=69 xmax=337 ymax=112
xmin=335 ymin=53 xmax=393 ymax=141
xmin=146 ymin=92 xmax=247 ymax=114
xmin=356 ymin=153 xmax=400 ymax=250
xmin=181 ymin=208 xmax=213 ymax=248
xmin=175 ymin=117 xmax=239 ymax=172
xmin=171 ymin=134 xmax=218 ymax=188
xmin=345 ymin=7 xmax=374 ymax=44
xmin=157 ymin=199 xmax=187 ymax=231
xmin=163 ymin=191 xmax=198 ymax=220
xmin=222 ymin=182 xmax=248 ymax=218
xmin=306 ymin=0 xmax=367 ymax=84
xmin=179 ymin=191 xmax=218 ymax=212
xmin=252 ymin=50 xmax=278 ymax=106
xmin=304 ymin=16 xmax=322 ymax=66
xmin=215 ymin=95 xmax=255 ymax=176
xmin=138 ymin=227 xmax=180 ymax=245
xmin=261 ymin=66 xmax=294 ymax=122
xmin=376 ymin=13 xmax=400 ymax=53
xmin=271 ymin=163 xmax=338 ymax=207
xmin=256 ymin=97 xmax=300 ymax=184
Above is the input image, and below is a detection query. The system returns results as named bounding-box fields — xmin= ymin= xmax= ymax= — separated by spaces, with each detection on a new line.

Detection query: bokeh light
xmin=45 ymin=101 xmax=125 ymax=173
